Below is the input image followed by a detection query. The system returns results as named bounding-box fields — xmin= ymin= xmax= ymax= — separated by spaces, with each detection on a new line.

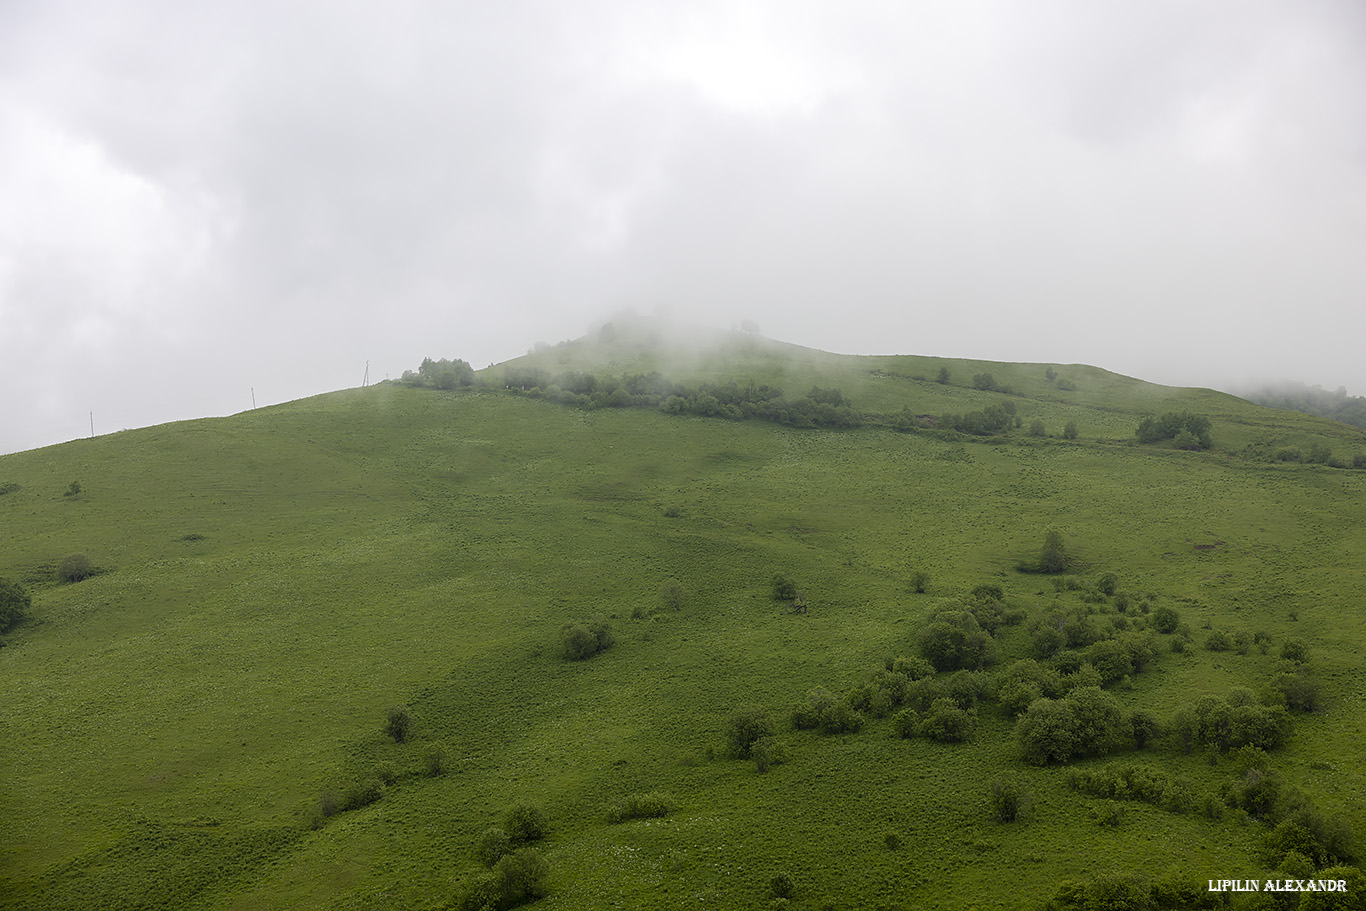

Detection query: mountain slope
xmin=2 ymin=335 xmax=1364 ymax=910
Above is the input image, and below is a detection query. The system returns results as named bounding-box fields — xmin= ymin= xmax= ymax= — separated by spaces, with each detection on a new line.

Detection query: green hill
xmin=2 ymin=327 xmax=1364 ymax=910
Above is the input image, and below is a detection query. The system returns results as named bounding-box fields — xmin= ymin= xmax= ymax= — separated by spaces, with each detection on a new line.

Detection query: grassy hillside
xmin=2 ymin=331 xmax=1365 ymax=910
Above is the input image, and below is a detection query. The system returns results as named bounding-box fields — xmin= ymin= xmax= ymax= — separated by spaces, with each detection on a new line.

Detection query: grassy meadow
xmin=2 ymin=331 xmax=1365 ymax=909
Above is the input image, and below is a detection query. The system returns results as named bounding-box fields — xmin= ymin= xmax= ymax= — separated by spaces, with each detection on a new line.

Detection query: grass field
xmin=2 ymin=332 xmax=1365 ymax=910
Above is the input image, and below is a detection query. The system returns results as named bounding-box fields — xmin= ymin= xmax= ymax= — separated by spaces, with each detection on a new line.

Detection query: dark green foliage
xmin=1265 ymin=668 xmax=1320 ymax=712
xmin=1067 ymin=762 xmax=1193 ymax=814
xmin=1047 ymin=875 xmax=1155 ymax=911
xmin=771 ymin=573 xmax=798 ymax=602
xmin=941 ymin=404 xmax=1014 ymax=436
xmin=1169 ymin=693 xmax=1289 ymax=754
xmin=424 ymin=745 xmax=447 ymax=776
xmin=1298 ymin=866 xmax=1366 ymax=910
xmin=1040 ymin=530 xmax=1068 ymax=573
xmin=988 ymin=774 xmax=1031 ymax=822
xmin=1097 ymin=573 xmax=1118 ymax=596
xmin=1028 ymin=419 xmax=1046 ymax=437
xmin=342 ymin=778 xmax=385 ymax=811
xmin=1129 ymin=711 xmax=1161 ymax=750
xmin=770 ymin=872 xmax=795 ymax=899
xmin=936 ymin=366 xmax=951 ymax=384
xmin=384 ymin=706 xmax=412 ymax=743
xmin=63 ymin=480 xmax=82 ymax=498
xmin=1280 ymin=639 xmax=1309 ymax=663
xmin=661 ymin=578 xmax=684 ymax=611
xmin=404 ymin=356 xmax=476 ymax=390
xmin=560 ymin=617 xmax=614 ymax=660
xmin=0 ymin=577 xmax=31 ymax=634
xmin=1151 ymin=605 xmax=1180 ymax=634
xmin=1135 ymin=412 xmax=1212 ymax=449
xmin=662 ymin=504 xmax=681 ymax=518
xmin=917 ymin=610 xmax=995 ymax=671
xmin=908 ymin=570 xmax=929 ymax=593
xmin=726 ymin=705 xmax=775 ymax=758
xmin=475 ymin=826 xmax=512 ymax=866
xmin=751 ymin=736 xmax=786 ymax=773
xmin=1085 ymin=639 xmax=1134 ymax=685
xmin=1020 ymin=530 xmax=1070 ymax=573
xmin=1204 ymin=629 xmax=1232 ymax=652
xmin=1062 ymin=421 xmax=1078 ymax=440
xmin=971 ymin=373 xmax=1012 ymax=393
xmin=917 ymin=697 xmax=976 ymax=742
xmin=0 ymin=481 xmax=20 ymax=495
xmin=607 ymin=792 xmax=676 ymax=823
xmin=58 ymin=552 xmax=94 ymax=583
xmin=1016 ymin=686 xmax=1129 ymax=765
xmin=456 ymin=847 xmax=550 ymax=911
xmin=503 ymin=802 xmax=548 ymax=843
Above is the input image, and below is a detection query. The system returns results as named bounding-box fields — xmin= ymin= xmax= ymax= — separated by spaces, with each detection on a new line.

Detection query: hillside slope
xmin=2 ymin=334 xmax=1364 ymax=910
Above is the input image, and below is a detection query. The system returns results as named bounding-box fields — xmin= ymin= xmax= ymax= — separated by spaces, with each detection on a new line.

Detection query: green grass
xmin=2 ymin=335 xmax=1365 ymax=909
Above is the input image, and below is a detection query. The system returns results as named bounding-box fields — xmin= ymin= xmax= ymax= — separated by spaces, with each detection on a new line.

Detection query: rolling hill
xmin=2 ymin=324 xmax=1364 ymax=910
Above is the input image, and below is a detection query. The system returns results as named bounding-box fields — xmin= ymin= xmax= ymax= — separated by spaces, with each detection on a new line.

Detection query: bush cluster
xmin=560 ymin=617 xmax=614 ymax=660
xmin=504 ymin=368 xmax=862 ymax=429
xmin=0 ymin=578 xmax=31 ymax=634
xmin=1135 ymin=412 xmax=1212 ymax=449
xmin=1067 ymin=762 xmax=1195 ymax=814
xmin=607 ymin=792 xmax=676 ymax=823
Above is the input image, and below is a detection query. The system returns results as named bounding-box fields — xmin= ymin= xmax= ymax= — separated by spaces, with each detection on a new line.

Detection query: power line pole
xmin=362 ymin=360 xmax=370 ymax=387
xmin=89 ymin=412 xmax=94 ymax=439
xmin=251 ymin=387 xmax=256 ymax=409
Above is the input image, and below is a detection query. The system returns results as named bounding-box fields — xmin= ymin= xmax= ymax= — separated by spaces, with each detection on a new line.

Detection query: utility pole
xmin=251 ymin=387 xmax=256 ymax=409
xmin=89 ymin=412 xmax=94 ymax=439
xmin=362 ymin=360 xmax=370 ymax=387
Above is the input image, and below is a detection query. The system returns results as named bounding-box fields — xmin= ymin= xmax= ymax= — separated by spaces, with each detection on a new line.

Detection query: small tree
xmin=989 ymin=774 xmax=1032 ymax=822
xmin=63 ymin=480 xmax=82 ymax=498
xmin=58 ymin=553 xmax=94 ymax=583
xmin=662 ymin=579 xmax=685 ymax=612
xmin=0 ymin=577 xmax=31 ymax=633
xmin=771 ymin=573 xmax=798 ymax=602
xmin=937 ymin=366 xmax=951 ymax=385
xmin=504 ymin=802 xmax=548 ymax=843
xmin=475 ymin=826 xmax=512 ymax=867
xmin=725 ymin=705 xmax=774 ymax=758
xmin=1040 ymin=530 xmax=1069 ymax=573
xmin=1062 ymin=421 xmax=1078 ymax=440
xmin=909 ymin=570 xmax=930 ymax=594
xmin=384 ymin=706 xmax=413 ymax=743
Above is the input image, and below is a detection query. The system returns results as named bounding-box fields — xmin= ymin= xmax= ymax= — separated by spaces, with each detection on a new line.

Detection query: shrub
xmin=1204 ymin=629 xmax=1232 ymax=652
xmin=343 ymin=778 xmax=385 ymax=811
xmin=456 ymin=847 xmax=549 ymax=911
xmin=751 ymin=736 xmax=786 ymax=773
xmin=1028 ymin=419 xmax=1046 ymax=437
xmin=917 ymin=610 xmax=995 ymax=671
xmin=1096 ymin=573 xmax=1118 ymax=596
xmin=504 ymin=802 xmax=548 ymax=843
xmin=989 ymin=775 xmax=1031 ymax=822
xmin=726 ymin=705 xmax=775 ymax=758
xmin=384 ymin=706 xmax=413 ymax=743
xmin=1151 ymin=605 xmax=1179 ymax=634
xmin=0 ymin=578 xmax=32 ymax=634
xmin=1280 ymin=640 xmax=1309 ymax=664
xmin=770 ymin=872 xmax=795 ymax=899
xmin=918 ymin=698 xmax=975 ymax=743
xmin=561 ymin=617 xmax=614 ymax=660
xmin=0 ymin=481 xmax=20 ymax=495
xmin=424 ymin=745 xmax=447 ymax=776
xmin=607 ymin=792 xmax=676 ymax=823
xmin=475 ymin=826 xmax=513 ymax=866
xmin=1062 ymin=421 xmax=1078 ymax=439
xmin=909 ymin=570 xmax=930 ymax=594
xmin=662 ymin=579 xmax=685 ymax=612
xmin=771 ymin=573 xmax=798 ymax=602
xmin=662 ymin=504 xmax=681 ymax=518
xmin=63 ymin=480 xmax=82 ymax=498
xmin=58 ymin=553 xmax=94 ymax=583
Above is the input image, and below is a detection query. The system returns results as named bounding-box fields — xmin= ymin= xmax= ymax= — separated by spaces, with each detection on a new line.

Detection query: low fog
xmin=3 ymin=1 xmax=1364 ymax=453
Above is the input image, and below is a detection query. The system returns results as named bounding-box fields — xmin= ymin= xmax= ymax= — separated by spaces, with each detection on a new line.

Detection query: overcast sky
xmin=3 ymin=1 xmax=1364 ymax=454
